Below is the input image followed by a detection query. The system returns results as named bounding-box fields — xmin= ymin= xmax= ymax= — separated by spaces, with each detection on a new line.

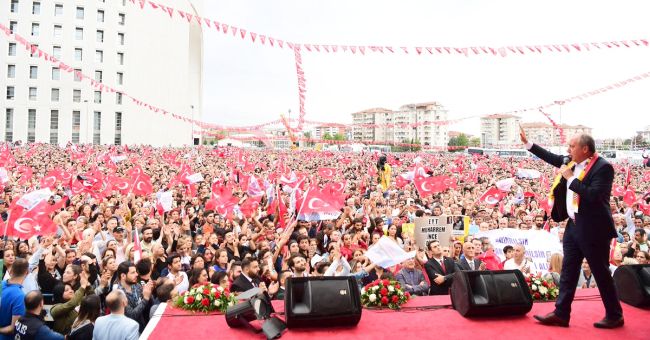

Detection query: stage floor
xmin=141 ymin=288 xmax=650 ymax=340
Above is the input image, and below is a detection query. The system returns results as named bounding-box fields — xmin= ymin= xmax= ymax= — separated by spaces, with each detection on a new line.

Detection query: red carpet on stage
xmin=142 ymin=289 xmax=649 ymax=340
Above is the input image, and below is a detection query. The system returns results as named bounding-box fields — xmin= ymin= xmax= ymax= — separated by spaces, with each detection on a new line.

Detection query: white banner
xmin=16 ymin=188 xmax=53 ymax=210
xmin=366 ymin=236 xmax=416 ymax=268
xmin=186 ymin=173 xmax=204 ymax=184
xmin=475 ymin=229 xmax=562 ymax=273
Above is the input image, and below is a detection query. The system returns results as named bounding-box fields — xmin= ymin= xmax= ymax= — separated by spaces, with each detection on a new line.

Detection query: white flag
xmin=16 ymin=188 xmax=53 ymax=210
xmin=496 ymin=178 xmax=516 ymax=192
xmin=156 ymin=191 xmax=173 ymax=212
xmin=516 ymin=168 xmax=541 ymax=179
xmin=365 ymin=236 xmax=416 ymax=268
xmin=186 ymin=173 xmax=204 ymax=184
xmin=110 ymin=155 xmax=127 ymax=163
xmin=0 ymin=167 xmax=9 ymax=184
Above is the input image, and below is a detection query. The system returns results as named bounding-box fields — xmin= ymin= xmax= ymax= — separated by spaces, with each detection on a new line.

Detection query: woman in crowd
xmin=68 ymin=294 xmax=101 ymax=340
xmin=545 ymin=253 xmax=563 ymax=286
xmin=51 ymin=271 xmax=93 ymax=334
xmin=188 ymin=267 xmax=209 ymax=287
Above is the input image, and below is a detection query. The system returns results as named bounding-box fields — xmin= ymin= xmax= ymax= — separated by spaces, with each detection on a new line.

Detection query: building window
xmin=53 ymin=25 xmax=62 ymax=39
xmin=52 ymin=45 xmax=61 ymax=58
xmin=28 ymin=109 xmax=36 ymax=142
xmin=94 ymin=91 xmax=101 ymax=104
xmin=30 ymin=44 xmax=38 ymax=57
xmin=115 ymin=112 xmax=122 ymax=145
xmin=32 ymin=2 xmax=40 ymax=15
xmin=6 ymin=86 xmax=15 ymax=100
xmin=31 ymin=23 xmax=40 ymax=36
xmin=95 ymin=50 xmax=103 ymax=63
xmin=51 ymin=88 xmax=59 ymax=102
xmin=75 ymin=27 xmax=83 ymax=40
xmin=10 ymin=0 xmax=19 ymax=13
xmin=50 ymin=110 xmax=59 ymax=144
xmin=74 ymin=48 xmax=82 ymax=61
xmin=7 ymin=65 xmax=16 ymax=78
xmin=9 ymin=43 xmax=17 ymax=56
xmin=93 ymin=111 xmax=101 ymax=144
xmin=118 ymin=33 xmax=125 ymax=45
xmin=52 ymin=67 xmax=60 ymax=80
xmin=117 ymin=52 xmax=124 ymax=65
xmin=29 ymin=87 xmax=37 ymax=100
xmin=76 ymin=7 xmax=84 ymax=19
xmin=116 ymin=92 xmax=122 ymax=105
xmin=72 ymin=111 xmax=80 ymax=143
xmin=74 ymin=69 xmax=82 ymax=82
xmin=117 ymin=72 xmax=123 ymax=85
xmin=29 ymin=65 xmax=38 ymax=79
xmin=54 ymin=4 xmax=63 ymax=16
xmin=97 ymin=10 xmax=104 ymax=23
xmin=73 ymin=89 xmax=81 ymax=102
xmin=96 ymin=30 xmax=103 ymax=43
xmin=5 ymin=109 xmax=13 ymax=142
xmin=94 ymin=70 xmax=102 ymax=82
xmin=9 ymin=21 xmax=17 ymax=34
xmin=118 ymin=13 xmax=125 ymax=25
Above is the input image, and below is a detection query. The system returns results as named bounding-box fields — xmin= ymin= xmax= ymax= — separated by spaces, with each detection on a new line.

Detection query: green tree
xmin=333 ymin=133 xmax=346 ymax=141
xmin=469 ymin=137 xmax=481 ymax=147
xmin=323 ymin=132 xmax=332 ymax=140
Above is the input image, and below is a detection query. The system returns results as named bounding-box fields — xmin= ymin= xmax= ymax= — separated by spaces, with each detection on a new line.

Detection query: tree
xmin=322 ymin=132 xmax=332 ymax=140
xmin=469 ymin=137 xmax=481 ymax=147
xmin=303 ymin=131 xmax=313 ymax=147
xmin=393 ymin=138 xmax=421 ymax=152
xmin=448 ymin=133 xmax=469 ymax=147
xmin=333 ymin=133 xmax=346 ymax=141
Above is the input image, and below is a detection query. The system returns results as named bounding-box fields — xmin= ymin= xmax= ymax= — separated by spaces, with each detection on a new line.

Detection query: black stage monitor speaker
xmin=451 ymin=270 xmax=533 ymax=317
xmin=613 ymin=264 xmax=650 ymax=307
xmin=284 ymin=276 xmax=362 ymax=328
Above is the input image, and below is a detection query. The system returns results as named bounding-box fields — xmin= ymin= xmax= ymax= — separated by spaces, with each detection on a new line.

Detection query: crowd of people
xmin=0 ymin=140 xmax=649 ymax=339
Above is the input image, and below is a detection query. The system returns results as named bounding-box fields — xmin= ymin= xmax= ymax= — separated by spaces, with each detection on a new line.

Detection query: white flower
xmin=372 ymin=286 xmax=379 ymax=291
xmin=531 ymin=284 xmax=537 ymax=291
xmin=211 ymin=288 xmax=217 ymax=294
xmin=388 ymin=286 xmax=395 ymax=292
xmin=196 ymin=294 xmax=203 ymax=301
xmin=215 ymin=300 xmax=221 ymax=307
xmin=361 ymin=288 xmax=366 ymax=295
xmin=369 ymin=294 xmax=377 ymax=302
xmin=183 ymin=297 xmax=190 ymax=304
xmin=217 ymin=286 xmax=224 ymax=292
xmin=228 ymin=301 xmax=236 ymax=307
xmin=539 ymin=286 xmax=548 ymax=295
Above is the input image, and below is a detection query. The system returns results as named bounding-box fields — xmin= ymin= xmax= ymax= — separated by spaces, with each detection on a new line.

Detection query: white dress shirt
xmin=566 ymin=159 xmax=588 ymax=220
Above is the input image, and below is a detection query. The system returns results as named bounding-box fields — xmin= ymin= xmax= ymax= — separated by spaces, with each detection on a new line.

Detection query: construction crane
xmin=280 ymin=113 xmax=299 ymax=150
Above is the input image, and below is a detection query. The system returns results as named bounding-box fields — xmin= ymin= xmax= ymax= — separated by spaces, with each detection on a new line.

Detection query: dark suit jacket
xmin=230 ymin=275 xmax=260 ymax=293
xmin=455 ymin=257 xmax=483 ymax=271
xmin=424 ymin=257 xmax=457 ymax=295
xmin=529 ymin=144 xmax=616 ymax=243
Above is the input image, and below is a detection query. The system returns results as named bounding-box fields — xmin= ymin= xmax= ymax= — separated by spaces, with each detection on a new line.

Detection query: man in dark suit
xmin=455 ymin=242 xmax=485 ymax=271
xmin=424 ymin=240 xmax=457 ymax=295
xmin=521 ymin=129 xmax=623 ymax=328
xmin=230 ymin=257 xmax=261 ymax=293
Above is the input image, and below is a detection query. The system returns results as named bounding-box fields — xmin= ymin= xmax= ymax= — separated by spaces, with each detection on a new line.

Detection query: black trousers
xmin=554 ymin=219 xmax=623 ymax=320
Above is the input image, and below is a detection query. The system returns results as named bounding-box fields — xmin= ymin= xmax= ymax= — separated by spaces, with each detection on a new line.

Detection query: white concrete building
xmin=1 ymin=0 xmax=203 ymax=146
xmin=521 ymin=122 xmax=592 ymax=146
xmin=350 ymin=102 xmax=449 ymax=149
xmin=480 ymin=114 xmax=522 ymax=148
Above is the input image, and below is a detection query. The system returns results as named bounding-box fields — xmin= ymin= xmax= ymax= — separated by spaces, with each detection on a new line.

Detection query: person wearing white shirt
xmin=165 ymin=254 xmax=189 ymax=293
xmin=503 ymin=244 xmax=533 ymax=274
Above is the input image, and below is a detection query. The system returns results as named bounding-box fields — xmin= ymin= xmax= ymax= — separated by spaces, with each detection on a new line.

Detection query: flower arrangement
xmin=175 ymin=283 xmax=237 ymax=313
xmin=360 ymin=279 xmax=411 ymax=310
xmin=525 ymin=273 xmax=559 ymax=302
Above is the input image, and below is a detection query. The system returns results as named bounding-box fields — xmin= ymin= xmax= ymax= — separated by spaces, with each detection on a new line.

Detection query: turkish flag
xmin=40 ymin=169 xmax=64 ymax=189
xmin=476 ymin=164 xmax=490 ymax=175
xmin=108 ymin=176 xmax=131 ymax=194
xmin=17 ymin=165 xmax=34 ymax=185
xmin=395 ymin=175 xmax=409 ymax=188
xmin=239 ymin=197 xmax=260 ymax=218
xmin=4 ymin=200 xmax=57 ymax=238
xmin=612 ymin=185 xmax=626 ymax=197
xmin=318 ymin=167 xmax=336 ymax=179
xmin=539 ymin=198 xmax=553 ymax=215
xmin=131 ymin=174 xmax=153 ymax=196
xmin=623 ymin=189 xmax=637 ymax=206
xmin=638 ymin=201 xmax=650 ymax=216
xmin=414 ymin=176 xmax=442 ymax=197
xmin=297 ymin=187 xmax=344 ymax=216
xmin=478 ymin=187 xmax=506 ymax=206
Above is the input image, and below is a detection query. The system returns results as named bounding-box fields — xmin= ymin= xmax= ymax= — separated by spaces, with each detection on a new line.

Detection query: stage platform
xmin=141 ymin=288 xmax=649 ymax=340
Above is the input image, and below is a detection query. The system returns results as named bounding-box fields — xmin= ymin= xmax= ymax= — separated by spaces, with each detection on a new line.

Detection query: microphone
xmin=562 ymin=156 xmax=572 ymax=165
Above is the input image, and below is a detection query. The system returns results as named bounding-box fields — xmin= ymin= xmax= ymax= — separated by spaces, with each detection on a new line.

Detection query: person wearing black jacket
xmin=13 ymin=291 xmax=63 ymax=340
xmin=424 ymin=240 xmax=457 ymax=295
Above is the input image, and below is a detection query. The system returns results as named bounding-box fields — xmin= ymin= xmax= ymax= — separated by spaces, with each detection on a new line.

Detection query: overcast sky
xmin=201 ymin=0 xmax=650 ymax=138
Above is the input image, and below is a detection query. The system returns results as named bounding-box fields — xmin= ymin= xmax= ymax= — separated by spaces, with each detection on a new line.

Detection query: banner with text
xmin=475 ymin=229 xmax=562 ymax=273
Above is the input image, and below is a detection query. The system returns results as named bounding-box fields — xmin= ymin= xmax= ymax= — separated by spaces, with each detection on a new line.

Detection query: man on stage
xmin=520 ymin=128 xmax=623 ymax=328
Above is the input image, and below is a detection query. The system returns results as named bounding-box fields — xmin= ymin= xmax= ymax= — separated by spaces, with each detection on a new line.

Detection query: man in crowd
xmin=166 ymin=254 xmax=189 ymax=293
xmin=116 ymin=262 xmax=153 ymax=332
xmin=0 ymin=259 xmax=28 ymax=340
xmin=13 ymin=291 xmax=64 ymax=340
xmin=456 ymin=242 xmax=485 ymax=271
xmin=424 ymin=240 xmax=457 ymax=295
xmin=396 ymin=258 xmax=429 ymax=296
xmin=93 ymin=291 xmax=140 ymax=340
xmin=503 ymin=244 xmax=532 ymax=273
xmin=231 ymin=258 xmax=261 ymax=293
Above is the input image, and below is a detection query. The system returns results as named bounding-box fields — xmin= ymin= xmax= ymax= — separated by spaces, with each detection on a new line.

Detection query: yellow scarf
xmin=548 ymin=154 xmax=599 ymax=212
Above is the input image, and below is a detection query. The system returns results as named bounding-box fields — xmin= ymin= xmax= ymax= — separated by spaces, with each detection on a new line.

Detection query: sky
xmin=201 ymin=0 xmax=650 ymax=139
